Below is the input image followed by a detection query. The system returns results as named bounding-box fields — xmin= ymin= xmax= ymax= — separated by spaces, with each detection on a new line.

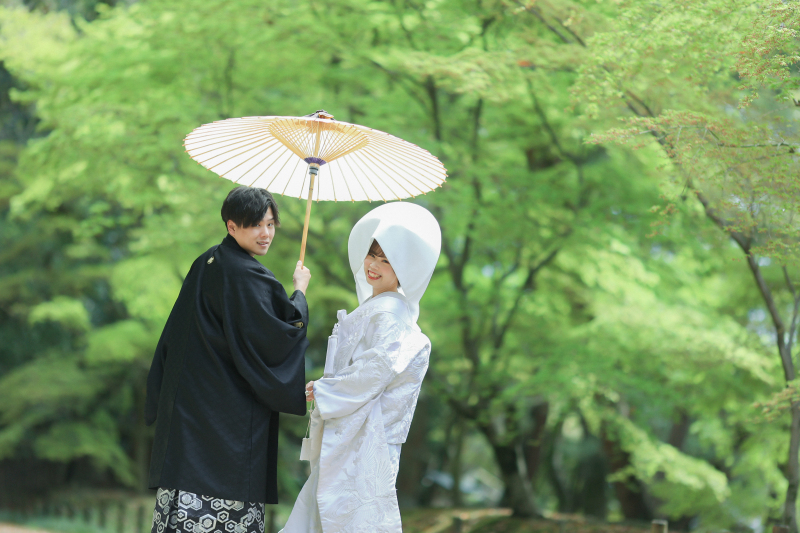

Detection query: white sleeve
xmin=313 ymin=313 xmax=412 ymax=420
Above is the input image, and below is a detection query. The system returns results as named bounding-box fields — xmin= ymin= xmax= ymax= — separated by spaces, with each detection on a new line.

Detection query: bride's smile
xmin=363 ymin=240 xmax=399 ymax=296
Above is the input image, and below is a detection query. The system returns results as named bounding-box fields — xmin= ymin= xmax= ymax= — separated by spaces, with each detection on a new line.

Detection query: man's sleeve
xmin=223 ymin=263 xmax=309 ymax=416
xmin=144 ymin=328 xmax=168 ymax=426
xmin=144 ymin=260 xmax=197 ymax=427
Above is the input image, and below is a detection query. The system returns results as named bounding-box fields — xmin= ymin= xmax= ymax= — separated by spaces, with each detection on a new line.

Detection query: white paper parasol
xmin=184 ymin=110 xmax=447 ymax=263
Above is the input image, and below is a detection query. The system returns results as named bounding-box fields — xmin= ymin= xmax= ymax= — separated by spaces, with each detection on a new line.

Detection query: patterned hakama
xmin=151 ymin=488 xmax=265 ymax=533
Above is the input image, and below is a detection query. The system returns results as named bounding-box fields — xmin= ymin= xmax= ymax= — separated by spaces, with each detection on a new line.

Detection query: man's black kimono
xmin=145 ymin=234 xmax=309 ymax=504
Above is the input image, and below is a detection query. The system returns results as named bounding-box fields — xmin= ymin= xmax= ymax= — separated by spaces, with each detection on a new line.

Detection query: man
xmin=146 ymin=186 xmax=311 ymax=533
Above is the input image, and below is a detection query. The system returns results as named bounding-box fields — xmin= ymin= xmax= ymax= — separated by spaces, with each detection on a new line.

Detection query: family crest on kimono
xmin=280 ymin=201 xmax=442 ymax=533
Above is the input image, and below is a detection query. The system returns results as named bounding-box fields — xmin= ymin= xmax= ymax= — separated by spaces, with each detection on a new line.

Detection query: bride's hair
xmin=368 ymin=239 xmax=385 ymax=258
xmin=368 ymin=240 xmax=400 ymax=288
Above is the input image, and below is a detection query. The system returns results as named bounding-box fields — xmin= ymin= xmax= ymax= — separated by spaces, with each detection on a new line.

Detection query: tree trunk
xmin=601 ymin=424 xmax=652 ymax=521
xmin=650 ymin=410 xmax=693 ymax=529
xmin=784 ymin=401 xmax=800 ymax=532
xmin=524 ymin=402 xmax=549 ymax=482
xmin=417 ymin=409 xmax=457 ymax=506
xmin=542 ymin=419 xmax=570 ymax=512
xmin=450 ymin=416 xmax=465 ymax=507
xmin=575 ymin=447 xmax=608 ymax=519
xmin=495 ymin=442 xmax=539 ymax=517
xmin=738 ymin=255 xmax=799 ymax=532
xmin=668 ymin=411 xmax=691 ymax=449
xmin=479 ymin=423 xmax=540 ymax=517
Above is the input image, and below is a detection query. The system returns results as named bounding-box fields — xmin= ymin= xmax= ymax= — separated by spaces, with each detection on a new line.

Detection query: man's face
xmin=226 ymin=207 xmax=275 ymax=257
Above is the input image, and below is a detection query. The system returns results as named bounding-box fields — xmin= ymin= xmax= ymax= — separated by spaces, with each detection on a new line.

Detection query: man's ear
xmin=226 ymin=219 xmax=237 ymax=236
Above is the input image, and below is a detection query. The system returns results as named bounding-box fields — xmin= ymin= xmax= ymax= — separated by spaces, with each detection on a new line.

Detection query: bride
xmin=280 ymin=202 xmax=441 ymax=533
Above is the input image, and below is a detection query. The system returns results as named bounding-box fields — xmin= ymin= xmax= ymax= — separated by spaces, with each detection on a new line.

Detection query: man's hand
xmin=305 ymin=381 xmax=315 ymax=402
xmin=293 ymin=261 xmax=311 ymax=295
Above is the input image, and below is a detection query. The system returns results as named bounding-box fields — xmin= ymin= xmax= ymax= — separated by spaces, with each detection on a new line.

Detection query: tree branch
xmin=690 ymin=186 xmax=752 ymax=251
xmin=515 ymin=1 xmax=573 ymax=45
xmin=471 ymin=98 xmax=483 ymax=162
xmin=527 ymin=77 xmax=591 ymax=213
xmin=746 ymin=253 xmax=794 ymax=381
xmin=491 ymin=244 xmax=564 ymax=356
xmin=623 ymin=73 xmax=796 ymax=387
xmin=624 ymin=90 xmax=655 ymax=118
xmin=425 ymin=76 xmax=442 ymax=141
xmin=433 ymin=206 xmax=480 ymax=370
xmin=528 ymin=79 xmax=578 ymax=163
xmin=447 ymin=396 xmax=478 ymax=421
xmin=369 ymin=60 xmax=431 ymax=116
xmin=390 ymin=0 xmax=419 ymax=49
xmin=488 ymin=250 xmax=524 ymax=346
xmin=785 ymin=266 xmax=800 ymax=362
xmin=427 ymin=367 xmax=479 ymax=420
xmin=558 ymin=17 xmax=586 ymax=47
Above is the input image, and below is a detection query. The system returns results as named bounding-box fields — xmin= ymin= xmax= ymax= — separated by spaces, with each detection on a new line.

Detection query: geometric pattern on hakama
xmin=151 ymin=488 xmax=265 ymax=533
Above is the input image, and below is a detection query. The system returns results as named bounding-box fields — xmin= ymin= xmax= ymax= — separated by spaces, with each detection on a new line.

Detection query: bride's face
xmin=363 ymin=241 xmax=399 ymax=296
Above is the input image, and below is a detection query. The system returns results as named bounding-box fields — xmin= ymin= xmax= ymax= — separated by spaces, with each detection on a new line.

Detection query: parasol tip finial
xmin=305 ymin=109 xmax=334 ymax=120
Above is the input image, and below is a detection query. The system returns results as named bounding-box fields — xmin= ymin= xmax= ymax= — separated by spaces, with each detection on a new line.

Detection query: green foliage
xmin=736 ymin=0 xmax=800 ymax=103
xmin=34 ymin=416 xmax=136 ymax=486
xmin=85 ymin=320 xmax=155 ymax=365
xmin=29 ymin=296 xmax=91 ymax=333
xmin=609 ymin=415 xmax=729 ymax=510
xmin=0 ymin=0 xmax=796 ymax=528
xmin=110 ymin=258 xmax=184 ymax=324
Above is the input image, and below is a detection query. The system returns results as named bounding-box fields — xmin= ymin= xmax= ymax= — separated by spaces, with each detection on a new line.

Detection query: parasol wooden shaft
xmin=299 ymin=128 xmax=323 ymax=267
xmin=298 ymin=168 xmax=317 ymax=266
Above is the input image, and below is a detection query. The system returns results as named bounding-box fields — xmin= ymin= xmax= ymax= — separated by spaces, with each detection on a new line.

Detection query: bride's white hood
xmin=347 ymin=202 xmax=441 ymax=324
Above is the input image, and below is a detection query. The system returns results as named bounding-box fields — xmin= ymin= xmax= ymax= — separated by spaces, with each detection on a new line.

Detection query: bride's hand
xmin=305 ymin=381 xmax=315 ymax=402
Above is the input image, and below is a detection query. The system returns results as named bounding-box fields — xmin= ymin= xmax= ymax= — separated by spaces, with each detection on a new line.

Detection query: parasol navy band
xmin=304 ymin=157 xmax=327 ymax=166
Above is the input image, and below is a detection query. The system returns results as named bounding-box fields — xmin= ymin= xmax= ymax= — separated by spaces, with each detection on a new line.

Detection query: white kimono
xmin=280 ymin=292 xmax=431 ymax=533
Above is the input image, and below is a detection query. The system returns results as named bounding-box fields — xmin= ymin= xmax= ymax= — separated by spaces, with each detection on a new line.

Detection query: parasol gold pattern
xmin=267 ymin=118 xmax=369 ymax=166
xmin=184 ymin=110 xmax=448 ymax=263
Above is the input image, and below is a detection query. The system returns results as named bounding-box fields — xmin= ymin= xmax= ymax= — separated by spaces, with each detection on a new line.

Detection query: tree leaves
xmin=33 ymin=416 xmax=136 ymax=486
xmin=28 ymin=296 xmax=91 ymax=333
xmin=0 ymin=0 xmax=795 ymax=523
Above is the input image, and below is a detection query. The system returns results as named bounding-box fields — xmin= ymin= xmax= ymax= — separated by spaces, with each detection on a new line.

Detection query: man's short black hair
xmin=221 ymin=186 xmax=280 ymax=228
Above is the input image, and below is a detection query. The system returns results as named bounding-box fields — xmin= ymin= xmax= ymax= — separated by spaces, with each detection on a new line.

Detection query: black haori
xmin=146 ymin=234 xmax=309 ymax=503
xmin=151 ymin=488 xmax=265 ymax=533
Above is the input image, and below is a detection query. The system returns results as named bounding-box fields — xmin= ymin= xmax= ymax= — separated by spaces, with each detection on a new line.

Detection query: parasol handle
xmin=298 ymin=165 xmax=319 ymax=266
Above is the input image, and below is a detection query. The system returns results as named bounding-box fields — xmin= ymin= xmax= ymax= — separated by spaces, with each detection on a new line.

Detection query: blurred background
xmin=0 ymin=0 xmax=798 ymax=532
